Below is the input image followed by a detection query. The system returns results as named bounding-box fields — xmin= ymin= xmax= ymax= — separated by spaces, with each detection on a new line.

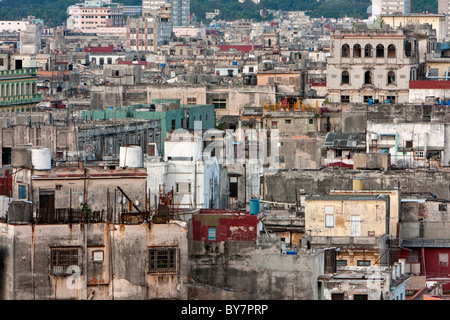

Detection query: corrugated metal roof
xmin=324 ymin=132 xmax=365 ymax=149
xmin=401 ymin=239 xmax=450 ymax=248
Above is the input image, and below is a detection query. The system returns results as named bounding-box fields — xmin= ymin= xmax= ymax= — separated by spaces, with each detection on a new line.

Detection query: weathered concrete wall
xmin=0 ymin=221 xmax=188 ymax=300
xmin=353 ymin=153 xmax=391 ymax=170
xmin=401 ymin=200 xmax=449 ymax=222
xmin=401 ymin=222 xmax=450 ymax=240
xmin=188 ymin=229 xmax=324 ymax=300
xmin=264 ymin=169 xmax=450 ymax=203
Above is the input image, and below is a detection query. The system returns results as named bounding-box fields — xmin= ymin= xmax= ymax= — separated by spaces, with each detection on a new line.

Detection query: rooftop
xmin=305 ymin=194 xmax=389 ymax=201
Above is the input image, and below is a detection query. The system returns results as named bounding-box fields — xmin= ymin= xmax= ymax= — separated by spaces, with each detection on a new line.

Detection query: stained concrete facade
xmin=264 ymin=169 xmax=450 ymax=204
xmin=0 ymin=221 xmax=188 ymax=300
xmin=188 ymin=231 xmax=325 ymax=300
xmin=319 ymin=259 xmax=409 ymax=300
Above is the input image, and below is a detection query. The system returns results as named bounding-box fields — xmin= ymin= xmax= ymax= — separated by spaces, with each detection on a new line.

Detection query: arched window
xmin=364 ymin=71 xmax=372 ymax=85
xmin=388 ymin=71 xmax=395 ymax=84
xmin=99 ymin=58 xmax=104 ymax=65
xmin=376 ymin=44 xmax=384 ymax=58
xmin=341 ymin=44 xmax=350 ymax=58
xmin=107 ymin=57 xmax=112 ymax=64
xmin=388 ymin=44 xmax=396 ymax=58
xmin=342 ymin=71 xmax=350 ymax=84
xmin=91 ymin=57 xmax=97 ymax=65
xmin=353 ymin=44 xmax=361 ymax=58
xmin=364 ymin=44 xmax=373 ymax=57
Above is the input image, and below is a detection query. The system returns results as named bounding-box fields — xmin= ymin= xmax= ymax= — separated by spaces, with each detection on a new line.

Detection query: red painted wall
xmin=192 ymin=210 xmax=258 ymax=242
xmin=399 ymin=247 xmax=450 ymax=278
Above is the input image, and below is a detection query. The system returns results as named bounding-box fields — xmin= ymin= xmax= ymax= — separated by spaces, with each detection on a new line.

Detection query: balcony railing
xmin=0 ymin=68 xmax=37 ymax=78
xmin=0 ymin=93 xmax=42 ymax=106
xmin=36 ymin=208 xmax=107 ymax=224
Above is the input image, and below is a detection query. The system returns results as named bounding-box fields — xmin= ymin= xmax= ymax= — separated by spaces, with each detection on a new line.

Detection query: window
xmin=364 ymin=44 xmax=373 ymax=57
xmin=331 ymin=293 xmax=345 ymax=300
xmin=112 ymin=70 xmax=119 ymax=77
xmin=212 ymin=98 xmax=227 ymax=109
xmin=386 ymin=96 xmax=396 ymax=103
xmin=341 ymin=70 xmax=350 ymax=84
xmin=307 ymin=119 xmax=314 ymax=125
xmin=354 ymin=294 xmax=368 ymax=300
xmin=325 ymin=206 xmax=334 ymax=228
xmin=363 ymin=95 xmax=373 ymax=103
xmin=439 ymin=253 xmax=448 ymax=268
xmin=387 ymin=71 xmax=395 ymax=84
xmin=357 ymin=260 xmax=371 ymax=266
xmin=336 ymin=260 xmax=348 ymax=266
xmin=353 ymin=44 xmax=361 ymax=58
xmin=18 ymin=185 xmax=26 ymax=199
xmin=187 ymin=97 xmax=197 ymax=105
xmin=408 ymin=250 xmax=419 ymax=263
xmin=376 ymin=44 xmax=384 ymax=58
xmin=364 ymin=71 xmax=372 ymax=85
xmin=404 ymin=40 xmax=412 ymax=57
xmin=50 ymin=247 xmax=80 ymax=275
xmin=341 ymin=95 xmax=350 ymax=103
xmin=341 ymin=44 xmax=350 ymax=58
xmin=285 ymin=119 xmax=292 ymax=124
xmin=229 ymin=176 xmax=238 ymax=198
xmin=388 ymin=44 xmax=396 ymax=58
xmin=149 ymin=247 xmax=179 ymax=274
xmin=0 ymin=58 xmax=3 ymax=66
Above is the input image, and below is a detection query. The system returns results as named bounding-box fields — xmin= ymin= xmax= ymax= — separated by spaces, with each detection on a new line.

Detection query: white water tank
xmin=120 ymin=146 xmax=143 ymax=168
xmin=31 ymin=147 xmax=51 ymax=170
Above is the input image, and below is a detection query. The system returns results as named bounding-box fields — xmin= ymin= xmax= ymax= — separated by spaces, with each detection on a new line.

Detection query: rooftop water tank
xmin=31 ymin=147 xmax=51 ymax=170
xmin=120 ymin=146 xmax=143 ymax=168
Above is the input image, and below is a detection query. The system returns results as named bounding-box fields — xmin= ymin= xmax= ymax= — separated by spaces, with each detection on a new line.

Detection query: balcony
xmin=0 ymin=93 xmax=42 ymax=106
xmin=0 ymin=68 xmax=37 ymax=79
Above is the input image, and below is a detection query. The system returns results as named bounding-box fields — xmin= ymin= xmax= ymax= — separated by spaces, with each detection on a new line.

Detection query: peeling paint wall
xmin=188 ymin=217 xmax=324 ymax=300
xmin=0 ymin=221 xmax=188 ymax=300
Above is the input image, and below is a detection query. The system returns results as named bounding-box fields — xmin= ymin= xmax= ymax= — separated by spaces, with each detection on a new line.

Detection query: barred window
xmin=149 ymin=247 xmax=179 ymax=274
xmin=50 ymin=247 xmax=80 ymax=275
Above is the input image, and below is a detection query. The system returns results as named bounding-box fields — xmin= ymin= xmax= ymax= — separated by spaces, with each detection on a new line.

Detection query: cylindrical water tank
xmin=120 ymin=146 xmax=143 ymax=168
xmin=353 ymin=178 xmax=363 ymax=191
xmin=31 ymin=147 xmax=51 ymax=170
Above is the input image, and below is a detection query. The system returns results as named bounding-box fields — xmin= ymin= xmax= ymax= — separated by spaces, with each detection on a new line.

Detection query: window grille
xmin=149 ymin=247 xmax=179 ymax=274
xmin=50 ymin=247 xmax=80 ymax=275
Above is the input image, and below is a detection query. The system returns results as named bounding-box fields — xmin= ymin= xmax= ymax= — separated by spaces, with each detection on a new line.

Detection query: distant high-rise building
xmin=168 ymin=0 xmax=190 ymax=26
xmin=135 ymin=0 xmax=173 ymax=49
xmin=438 ymin=0 xmax=450 ymax=39
xmin=371 ymin=0 xmax=411 ymax=19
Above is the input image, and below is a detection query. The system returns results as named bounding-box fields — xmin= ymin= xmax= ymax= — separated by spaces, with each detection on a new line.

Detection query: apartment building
xmin=326 ymin=27 xmax=420 ymax=104
xmin=0 ymin=53 xmax=41 ymax=113
xmin=126 ymin=16 xmax=157 ymax=52
xmin=67 ymin=0 xmax=125 ymax=33
xmin=304 ymin=192 xmax=391 ymax=267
